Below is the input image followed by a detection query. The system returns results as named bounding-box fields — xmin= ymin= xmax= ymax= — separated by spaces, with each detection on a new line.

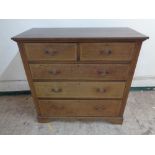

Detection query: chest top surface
xmin=12 ymin=27 xmax=149 ymax=42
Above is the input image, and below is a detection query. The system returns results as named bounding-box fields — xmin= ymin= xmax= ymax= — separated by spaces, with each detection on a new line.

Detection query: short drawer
xmin=24 ymin=43 xmax=77 ymax=61
xmin=80 ymin=43 xmax=135 ymax=61
xmin=34 ymin=82 xmax=125 ymax=99
xmin=38 ymin=100 xmax=122 ymax=117
xmin=30 ymin=64 xmax=130 ymax=80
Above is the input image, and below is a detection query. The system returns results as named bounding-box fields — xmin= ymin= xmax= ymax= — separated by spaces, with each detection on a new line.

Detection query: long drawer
xmin=80 ymin=43 xmax=135 ymax=61
xmin=30 ymin=64 xmax=130 ymax=80
xmin=24 ymin=43 xmax=77 ymax=61
xmin=38 ymin=100 xmax=122 ymax=117
xmin=34 ymin=82 xmax=125 ymax=99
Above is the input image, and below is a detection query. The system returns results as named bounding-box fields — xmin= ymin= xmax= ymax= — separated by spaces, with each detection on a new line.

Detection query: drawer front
xmin=24 ymin=43 xmax=77 ymax=61
xmin=80 ymin=43 xmax=135 ymax=61
xmin=38 ymin=100 xmax=121 ymax=117
xmin=30 ymin=64 xmax=129 ymax=80
xmin=34 ymin=82 xmax=125 ymax=99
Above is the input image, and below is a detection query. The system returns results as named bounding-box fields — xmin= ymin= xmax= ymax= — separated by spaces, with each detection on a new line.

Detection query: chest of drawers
xmin=12 ymin=28 xmax=148 ymax=124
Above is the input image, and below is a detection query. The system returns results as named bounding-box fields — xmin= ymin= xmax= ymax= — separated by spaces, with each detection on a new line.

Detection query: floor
xmin=0 ymin=91 xmax=155 ymax=135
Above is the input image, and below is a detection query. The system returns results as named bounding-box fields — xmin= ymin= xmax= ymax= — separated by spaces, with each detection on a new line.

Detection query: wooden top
xmin=12 ymin=28 xmax=149 ymax=42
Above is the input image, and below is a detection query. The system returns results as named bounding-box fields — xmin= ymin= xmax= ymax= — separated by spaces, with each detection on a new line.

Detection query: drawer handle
xmin=94 ymin=105 xmax=105 ymax=111
xmin=96 ymin=88 xmax=106 ymax=93
xmin=97 ymin=70 xmax=109 ymax=76
xmin=51 ymin=88 xmax=62 ymax=93
xmin=44 ymin=49 xmax=58 ymax=56
xmin=100 ymin=49 xmax=112 ymax=55
xmin=48 ymin=69 xmax=61 ymax=75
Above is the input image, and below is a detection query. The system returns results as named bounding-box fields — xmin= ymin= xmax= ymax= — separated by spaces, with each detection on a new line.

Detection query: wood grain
xmin=12 ymin=28 xmax=148 ymax=124
xmin=17 ymin=43 xmax=41 ymax=115
xmin=119 ymin=41 xmax=142 ymax=115
xmin=24 ymin=43 xmax=77 ymax=61
xmin=30 ymin=64 xmax=130 ymax=81
xmin=37 ymin=116 xmax=123 ymax=124
xmin=34 ymin=82 xmax=125 ymax=99
xmin=12 ymin=28 xmax=149 ymax=42
xmin=80 ymin=43 xmax=135 ymax=61
xmin=38 ymin=100 xmax=122 ymax=117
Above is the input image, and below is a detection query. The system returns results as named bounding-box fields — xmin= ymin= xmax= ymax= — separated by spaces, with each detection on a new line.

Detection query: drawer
xmin=34 ymin=82 xmax=125 ymax=99
xmin=24 ymin=43 xmax=77 ymax=61
xmin=80 ymin=43 xmax=135 ymax=61
xmin=30 ymin=64 xmax=129 ymax=80
xmin=38 ymin=100 xmax=122 ymax=117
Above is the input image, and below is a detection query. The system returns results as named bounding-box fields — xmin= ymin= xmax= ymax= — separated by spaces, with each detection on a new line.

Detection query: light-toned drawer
xmin=24 ymin=43 xmax=77 ymax=61
xmin=38 ymin=100 xmax=121 ymax=117
xmin=30 ymin=64 xmax=129 ymax=80
xmin=34 ymin=82 xmax=125 ymax=99
xmin=80 ymin=43 xmax=135 ymax=61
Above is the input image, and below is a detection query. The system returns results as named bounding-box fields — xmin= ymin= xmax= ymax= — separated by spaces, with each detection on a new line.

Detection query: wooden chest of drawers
xmin=12 ymin=28 xmax=148 ymax=124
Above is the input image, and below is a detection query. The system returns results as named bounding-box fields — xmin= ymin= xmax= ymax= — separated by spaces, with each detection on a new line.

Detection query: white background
xmin=0 ymin=19 xmax=155 ymax=91
xmin=0 ymin=0 xmax=155 ymax=154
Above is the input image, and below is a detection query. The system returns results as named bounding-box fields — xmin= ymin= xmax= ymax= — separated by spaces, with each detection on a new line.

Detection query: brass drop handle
xmin=96 ymin=88 xmax=106 ymax=93
xmin=94 ymin=105 xmax=105 ymax=110
xmin=97 ymin=70 xmax=109 ymax=76
xmin=51 ymin=88 xmax=62 ymax=93
xmin=44 ymin=49 xmax=58 ymax=56
xmin=100 ymin=49 xmax=112 ymax=55
xmin=48 ymin=69 xmax=61 ymax=75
